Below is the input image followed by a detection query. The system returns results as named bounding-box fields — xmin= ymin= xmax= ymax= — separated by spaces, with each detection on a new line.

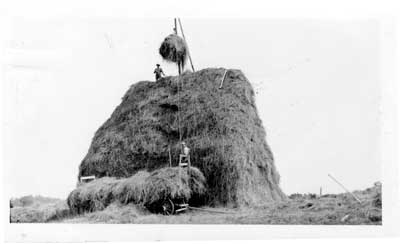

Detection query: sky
xmin=3 ymin=18 xmax=381 ymax=198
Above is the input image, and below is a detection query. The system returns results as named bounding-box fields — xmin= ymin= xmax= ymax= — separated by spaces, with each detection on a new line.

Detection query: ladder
xmin=178 ymin=154 xmax=191 ymax=178
xmin=177 ymin=153 xmax=191 ymax=213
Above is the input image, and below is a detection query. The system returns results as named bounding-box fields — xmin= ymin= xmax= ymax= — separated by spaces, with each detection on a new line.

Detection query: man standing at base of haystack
xmin=154 ymin=64 xmax=165 ymax=81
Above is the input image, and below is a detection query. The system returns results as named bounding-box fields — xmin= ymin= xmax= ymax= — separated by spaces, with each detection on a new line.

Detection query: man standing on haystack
xmin=154 ymin=64 xmax=165 ymax=81
xmin=179 ymin=142 xmax=191 ymax=167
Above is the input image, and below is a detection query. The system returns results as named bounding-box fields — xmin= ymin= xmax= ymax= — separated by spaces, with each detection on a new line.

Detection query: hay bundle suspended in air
xmin=67 ymin=167 xmax=207 ymax=214
xmin=159 ymin=34 xmax=187 ymax=66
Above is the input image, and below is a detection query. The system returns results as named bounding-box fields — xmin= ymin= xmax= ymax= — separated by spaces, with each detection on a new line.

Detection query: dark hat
xmin=156 ymin=64 xmax=160 ymax=66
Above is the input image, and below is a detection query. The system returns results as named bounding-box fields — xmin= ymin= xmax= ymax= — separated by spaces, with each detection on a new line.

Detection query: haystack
xmin=68 ymin=167 xmax=207 ymax=214
xmin=78 ymin=68 xmax=286 ymax=207
xmin=159 ymin=34 xmax=187 ymax=66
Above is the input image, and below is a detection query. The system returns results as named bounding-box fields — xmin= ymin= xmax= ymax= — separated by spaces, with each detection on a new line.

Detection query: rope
xmin=176 ymin=75 xmax=182 ymax=142
xmin=168 ymin=19 xmax=183 ymax=169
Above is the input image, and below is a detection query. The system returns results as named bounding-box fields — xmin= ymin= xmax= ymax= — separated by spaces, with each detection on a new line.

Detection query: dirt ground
xmin=11 ymin=184 xmax=381 ymax=225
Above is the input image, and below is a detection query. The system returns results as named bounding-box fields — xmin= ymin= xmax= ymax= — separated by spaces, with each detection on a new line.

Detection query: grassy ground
xmin=11 ymin=184 xmax=381 ymax=225
xmin=10 ymin=196 xmax=70 ymax=223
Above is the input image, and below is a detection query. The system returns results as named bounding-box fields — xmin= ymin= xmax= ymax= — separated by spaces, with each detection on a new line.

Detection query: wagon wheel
xmin=161 ymin=198 xmax=175 ymax=215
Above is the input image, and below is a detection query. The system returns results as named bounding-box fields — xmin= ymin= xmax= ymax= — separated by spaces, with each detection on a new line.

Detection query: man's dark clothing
xmin=154 ymin=67 xmax=164 ymax=80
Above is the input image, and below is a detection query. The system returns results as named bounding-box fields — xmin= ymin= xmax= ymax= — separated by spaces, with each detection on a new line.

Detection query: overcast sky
xmin=3 ymin=18 xmax=381 ymax=198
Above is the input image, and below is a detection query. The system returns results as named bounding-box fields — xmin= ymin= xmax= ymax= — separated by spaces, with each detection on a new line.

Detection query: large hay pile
xmin=78 ymin=68 xmax=286 ymax=207
xmin=68 ymin=167 xmax=206 ymax=214
xmin=159 ymin=34 xmax=187 ymax=66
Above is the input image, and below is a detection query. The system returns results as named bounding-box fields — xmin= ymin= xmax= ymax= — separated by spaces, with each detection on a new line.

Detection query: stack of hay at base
xmin=78 ymin=68 xmax=287 ymax=207
xmin=67 ymin=167 xmax=206 ymax=214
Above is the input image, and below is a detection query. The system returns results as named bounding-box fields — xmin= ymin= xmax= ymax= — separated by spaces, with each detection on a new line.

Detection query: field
xmin=11 ymin=184 xmax=381 ymax=225
xmin=10 ymin=195 xmax=70 ymax=223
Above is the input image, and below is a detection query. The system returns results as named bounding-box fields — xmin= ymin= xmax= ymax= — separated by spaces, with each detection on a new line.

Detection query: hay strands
xmin=328 ymin=174 xmax=362 ymax=204
xmin=188 ymin=206 xmax=234 ymax=214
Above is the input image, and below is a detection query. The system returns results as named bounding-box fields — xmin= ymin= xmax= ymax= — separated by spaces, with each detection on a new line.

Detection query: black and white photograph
xmin=1 ymin=1 xmax=399 ymax=242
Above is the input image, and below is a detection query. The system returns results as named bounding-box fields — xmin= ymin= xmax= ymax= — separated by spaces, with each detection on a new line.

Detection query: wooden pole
xmin=178 ymin=18 xmax=195 ymax=72
xmin=320 ymin=186 xmax=322 ymax=196
xmin=174 ymin=18 xmax=181 ymax=74
xmin=174 ymin=18 xmax=178 ymax=35
xmin=328 ymin=174 xmax=362 ymax=204
xmin=188 ymin=206 xmax=233 ymax=214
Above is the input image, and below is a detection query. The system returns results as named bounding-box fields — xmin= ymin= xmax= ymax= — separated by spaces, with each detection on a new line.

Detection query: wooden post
xmin=178 ymin=18 xmax=195 ymax=72
xmin=328 ymin=174 xmax=362 ymax=204
xmin=174 ymin=18 xmax=180 ymax=75
xmin=174 ymin=18 xmax=178 ymax=35
xmin=320 ymin=187 xmax=322 ymax=197
xmin=187 ymin=154 xmax=191 ymax=189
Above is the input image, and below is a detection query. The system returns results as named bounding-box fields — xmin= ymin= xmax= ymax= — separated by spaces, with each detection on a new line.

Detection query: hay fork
xmin=219 ymin=69 xmax=228 ymax=89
